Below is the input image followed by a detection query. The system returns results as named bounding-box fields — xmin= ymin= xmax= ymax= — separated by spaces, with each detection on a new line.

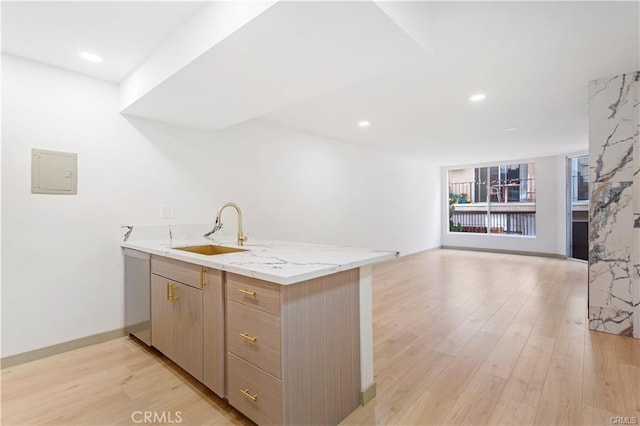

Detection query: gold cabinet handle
xmin=167 ymin=283 xmax=177 ymax=302
xmin=168 ymin=284 xmax=177 ymax=302
xmin=239 ymin=332 xmax=257 ymax=343
xmin=240 ymin=388 xmax=257 ymax=402
xmin=238 ymin=289 xmax=256 ymax=297
xmin=200 ymin=267 xmax=207 ymax=289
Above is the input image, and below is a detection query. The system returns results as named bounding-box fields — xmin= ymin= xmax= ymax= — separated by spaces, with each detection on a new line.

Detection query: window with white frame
xmin=448 ymin=162 xmax=536 ymax=236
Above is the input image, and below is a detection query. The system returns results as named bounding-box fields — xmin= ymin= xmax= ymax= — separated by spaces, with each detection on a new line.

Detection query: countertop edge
xmin=121 ymin=241 xmax=398 ymax=285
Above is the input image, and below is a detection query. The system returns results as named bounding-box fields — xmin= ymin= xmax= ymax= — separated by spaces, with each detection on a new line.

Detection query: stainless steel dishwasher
xmin=124 ymin=248 xmax=151 ymax=345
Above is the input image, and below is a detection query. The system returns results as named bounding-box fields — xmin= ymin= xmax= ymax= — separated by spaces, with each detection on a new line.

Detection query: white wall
xmin=1 ymin=55 xmax=440 ymax=357
xmin=441 ymin=155 xmax=567 ymax=256
xmin=152 ymin=118 xmax=442 ymax=255
xmin=1 ymin=55 xmax=221 ymax=358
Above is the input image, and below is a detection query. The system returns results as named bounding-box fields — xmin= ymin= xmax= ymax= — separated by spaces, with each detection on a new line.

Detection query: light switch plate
xmin=160 ymin=205 xmax=175 ymax=219
xmin=31 ymin=148 xmax=78 ymax=195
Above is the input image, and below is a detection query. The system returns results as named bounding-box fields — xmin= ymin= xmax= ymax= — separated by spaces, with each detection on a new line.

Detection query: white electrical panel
xmin=31 ymin=148 xmax=78 ymax=195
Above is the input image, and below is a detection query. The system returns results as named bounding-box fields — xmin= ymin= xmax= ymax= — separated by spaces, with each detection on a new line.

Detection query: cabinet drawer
xmin=228 ymin=300 xmax=281 ymax=378
xmin=151 ymin=256 xmax=204 ymax=289
xmin=227 ymin=273 xmax=280 ymax=316
xmin=228 ymin=353 xmax=282 ymax=426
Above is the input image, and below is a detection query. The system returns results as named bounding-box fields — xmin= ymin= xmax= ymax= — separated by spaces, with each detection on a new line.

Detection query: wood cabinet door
xmin=171 ymin=281 xmax=204 ymax=381
xmin=203 ymin=269 xmax=225 ymax=397
xmin=151 ymin=274 xmax=174 ymax=359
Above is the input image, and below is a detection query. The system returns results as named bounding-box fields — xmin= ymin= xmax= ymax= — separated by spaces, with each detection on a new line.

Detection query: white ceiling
xmin=1 ymin=1 xmax=204 ymax=82
xmin=2 ymin=1 xmax=639 ymax=165
xmin=122 ymin=1 xmax=427 ymax=131
xmin=264 ymin=1 xmax=640 ymax=164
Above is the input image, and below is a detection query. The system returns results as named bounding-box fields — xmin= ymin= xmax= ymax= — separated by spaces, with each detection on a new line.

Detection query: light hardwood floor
xmin=2 ymin=249 xmax=639 ymax=425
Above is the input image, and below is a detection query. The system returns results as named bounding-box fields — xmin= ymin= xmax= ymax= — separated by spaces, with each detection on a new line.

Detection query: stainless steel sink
xmin=173 ymin=245 xmax=247 ymax=256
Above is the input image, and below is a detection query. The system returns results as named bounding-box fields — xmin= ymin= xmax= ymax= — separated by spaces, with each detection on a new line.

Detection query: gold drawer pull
xmin=239 ymin=333 xmax=257 ymax=343
xmin=240 ymin=388 xmax=257 ymax=402
xmin=238 ymin=288 xmax=256 ymax=297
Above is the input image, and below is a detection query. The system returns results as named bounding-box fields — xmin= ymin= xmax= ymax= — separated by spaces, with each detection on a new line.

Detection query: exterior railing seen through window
xmin=448 ymin=176 xmax=536 ymax=236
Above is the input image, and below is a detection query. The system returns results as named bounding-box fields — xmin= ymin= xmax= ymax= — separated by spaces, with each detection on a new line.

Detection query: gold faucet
xmin=203 ymin=202 xmax=247 ymax=246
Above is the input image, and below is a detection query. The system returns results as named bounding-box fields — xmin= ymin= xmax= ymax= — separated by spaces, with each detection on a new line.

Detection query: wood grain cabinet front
xmin=150 ymin=274 xmax=203 ymax=381
xmin=227 ymin=300 xmax=281 ymax=378
xmin=150 ymin=256 xmax=225 ymax=397
xmin=225 ymin=270 xmax=361 ymax=426
xmin=151 ymin=256 xmax=202 ymax=289
xmin=203 ymin=268 xmax=225 ymax=397
xmin=147 ymin=256 xmax=362 ymax=425
xmin=227 ymin=274 xmax=280 ymax=316
xmin=228 ymin=353 xmax=283 ymax=425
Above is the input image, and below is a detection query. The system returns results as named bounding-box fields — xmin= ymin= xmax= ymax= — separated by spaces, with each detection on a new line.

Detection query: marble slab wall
xmin=120 ymin=223 xmax=212 ymax=243
xmin=588 ymin=71 xmax=640 ymax=338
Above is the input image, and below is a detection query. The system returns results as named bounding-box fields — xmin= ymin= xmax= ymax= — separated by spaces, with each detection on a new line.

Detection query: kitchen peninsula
xmin=121 ymin=224 xmax=398 ymax=425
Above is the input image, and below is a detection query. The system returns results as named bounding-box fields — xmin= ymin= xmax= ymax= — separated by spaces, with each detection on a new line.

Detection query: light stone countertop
xmin=121 ymin=237 xmax=398 ymax=285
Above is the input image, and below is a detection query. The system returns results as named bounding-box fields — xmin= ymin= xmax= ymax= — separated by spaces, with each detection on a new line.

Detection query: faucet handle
xmin=238 ymin=234 xmax=248 ymax=246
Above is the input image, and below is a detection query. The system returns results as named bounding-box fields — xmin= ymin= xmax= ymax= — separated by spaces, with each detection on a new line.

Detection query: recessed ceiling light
xmin=358 ymin=120 xmax=370 ymax=128
xmin=505 ymin=127 xmax=519 ymax=132
xmin=469 ymin=93 xmax=486 ymax=102
xmin=79 ymin=51 xmax=103 ymax=63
